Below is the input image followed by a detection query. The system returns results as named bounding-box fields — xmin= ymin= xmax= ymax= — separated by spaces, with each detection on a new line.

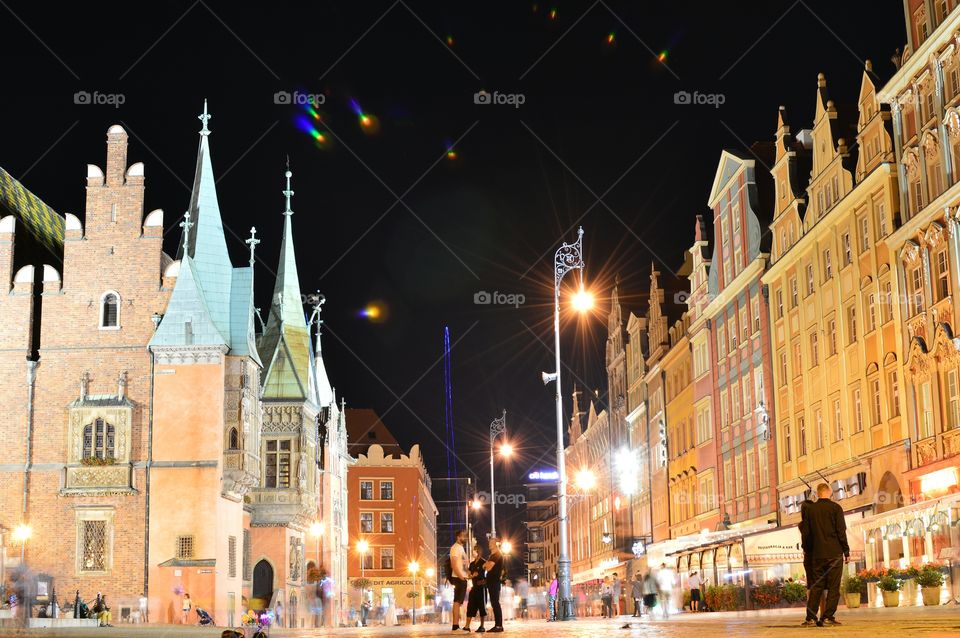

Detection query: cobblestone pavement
xmin=2 ymin=607 xmax=959 ymax=638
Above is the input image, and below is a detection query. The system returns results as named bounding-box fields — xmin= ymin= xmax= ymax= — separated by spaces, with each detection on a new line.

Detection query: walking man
xmin=800 ymin=483 xmax=849 ymax=627
xmin=612 ymin=573 xmax=622 ymax=617
xmin=655 ymin=564 xmax=675 ymax=619
xmin=449 ymin=529 xmax=470 ymax=632
xmin=484 ymin=538 xmax=505 ymax=632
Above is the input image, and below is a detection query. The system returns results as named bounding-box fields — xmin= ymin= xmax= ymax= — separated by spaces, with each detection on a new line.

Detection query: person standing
xmin=181 ymin=593 xmax=191 ymax=624
xmin=688 ymin=571 xmax=701 ymax=612
xmin=465 ymin=545 xmax=488 ymax=632
xmin=547 ymin=574 xmax=558 ymax=621
xmin=800 ymin=496 xmax=826 ymax=619
xmin=599 ymin=577 xmax=613 ymax=618
xmin=630 ymin=574 xmax=643 ymax=617
xmin=800 ymin=483 xmax=849 ymax=627
xmin=449 ymin=529 xmax=470 ymax=631
xmin=611 ymin=573 xmax=622 ymax=617
xmin=642 ymin=572 xmax=658 ymax=616
xmin=483 ymin=538 xmax=505 ymax=632
xmin=138 ymin=592 xmax=148 ymax=623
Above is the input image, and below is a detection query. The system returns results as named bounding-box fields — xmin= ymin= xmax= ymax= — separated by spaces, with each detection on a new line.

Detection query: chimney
xmin=105 ymin=125 xmax=128 ymax=186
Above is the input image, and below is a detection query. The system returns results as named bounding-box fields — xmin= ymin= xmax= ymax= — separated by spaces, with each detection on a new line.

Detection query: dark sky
xmin=1 ymin=0 xmax=905 ymax=542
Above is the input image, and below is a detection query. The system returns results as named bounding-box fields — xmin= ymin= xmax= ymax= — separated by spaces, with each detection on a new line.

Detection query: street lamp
xmin=356 ymin=540 xmax=369 ymax=615
xmin=489 ymin=410 xmax=507 ymax=537
xmin=408 ymin=561 xmax=420 ymax=625
xmin=541 ymin=226 xmax=589 ymax=621
xmin=13 ymin=524 xmax=30 ymax=562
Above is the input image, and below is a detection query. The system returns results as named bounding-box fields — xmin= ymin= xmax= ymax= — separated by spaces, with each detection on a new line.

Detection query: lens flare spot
xmin=658 ymin=50 xmax=668 ymax=62
xmin=548 ymin=7 xmax=557 ymax=20
xmin=446 ymin=35 xmax=455 ymax=46
xmin=607 ymin=32 xmax=616 ymax=45
xmin=445 ymin=139 xmax=458 ymax=160
xmin=357 ymin=301 xmax=388 ymax=322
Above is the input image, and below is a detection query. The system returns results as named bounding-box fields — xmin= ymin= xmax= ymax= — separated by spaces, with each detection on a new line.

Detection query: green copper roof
xmin=230 ymin=267 xmax=261 ymax=365
xmin=178 ymin=104 xmax=234 ymax=341
xmin=149 ymin=256 xmax=228 ymax=348
xmin=259 ymin=169 xmax=315 ymax=402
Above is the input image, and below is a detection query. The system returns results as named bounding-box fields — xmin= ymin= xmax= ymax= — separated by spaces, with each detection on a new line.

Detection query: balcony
xmin=62 ymin=463 xmax=134 ymax=493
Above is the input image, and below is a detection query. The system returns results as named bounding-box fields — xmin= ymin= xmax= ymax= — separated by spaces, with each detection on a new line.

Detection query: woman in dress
xmin=384 ymin=594 xmax=398 ymax=626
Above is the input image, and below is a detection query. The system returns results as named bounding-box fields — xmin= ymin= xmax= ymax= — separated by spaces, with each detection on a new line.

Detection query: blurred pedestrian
xmin=600 ymin=576 xmax=613 ymax=618
xmin=547 ymin=574 xmax=558 ymax=621
xmin=483 ymin=538 xmax=505 ymax=632
xmin=181 ymin=593 xmax=191 ymax=624
xmin=631 ymin=574 xmax=643 ymax=617
xmin=656 ymin=564 xmax=675 ymax=619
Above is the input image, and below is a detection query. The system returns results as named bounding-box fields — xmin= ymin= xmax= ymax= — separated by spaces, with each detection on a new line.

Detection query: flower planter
xmin=881 ymin=591 xmax=900 ymax=608
xmin=844 ymin=593 xmax=861 ymax=609
xmin=921 ymin=587 xmax=941 ymax=606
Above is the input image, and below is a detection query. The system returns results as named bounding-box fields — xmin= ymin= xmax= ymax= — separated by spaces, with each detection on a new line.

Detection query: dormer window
xmin=100 ymin=291 xmax=120 ymax=329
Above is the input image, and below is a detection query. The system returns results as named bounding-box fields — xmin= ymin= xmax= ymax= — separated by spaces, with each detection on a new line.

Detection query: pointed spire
xmin=180 ymin=210 xmax=194 ymax=252
xmin=199 ymin=99 xmax=211 ymax=136
xmin=246 ymin=226 xmax=260 ymax=268
xmin=283 ymin=156 xmax=294 ymax=216
xmin=312 ymin=293 xmax=334 ymax=408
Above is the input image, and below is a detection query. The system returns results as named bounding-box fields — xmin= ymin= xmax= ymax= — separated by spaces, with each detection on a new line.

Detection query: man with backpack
xmin=448 ymin=529 xmax=469 ymax=631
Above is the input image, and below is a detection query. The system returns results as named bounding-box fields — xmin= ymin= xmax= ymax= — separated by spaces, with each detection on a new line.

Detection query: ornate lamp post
xmin=541 ymin=227 xmax=591 ymax=620
xmin=489 ymin=410 xmax=508 ymax=537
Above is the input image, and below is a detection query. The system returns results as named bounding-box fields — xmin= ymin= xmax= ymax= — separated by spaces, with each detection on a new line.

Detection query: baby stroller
xmin=196 ymin=607 xmax=215 ymax=626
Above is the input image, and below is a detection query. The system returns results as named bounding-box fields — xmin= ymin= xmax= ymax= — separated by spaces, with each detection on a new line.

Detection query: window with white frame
xmin=948 ymin=369 xmax=960 ymax=430
xmin=834 ymin=398 xmax=843 ymax=442
xmin=798 ymin=416 xmax=807 ymax=456
xmin=860 ymin=216 xmax=870 ymax=253
xmin=696 ymin=403 xmax=712 ymax=444
xmin=882 ymin=281 xmax=894 ymax=323
xmin=731 ymin=380 xmax=741 ymax=421
xmin=889 ymin=369 xmax=900 ymax=417
xmin=847 ymin=304 xmax=858 ymax=344
xmin=827 ymin=319 xmax=838 ymax=355
xmin=746 ymin=448 xmax=756 ymax=493
xmin=758 ymin=443 xmax=769 ymax=487
xmin=806 ymin=263 xmax=815 ymax=296
xmin=911 ymin=265 xmax=925 ymax=314
xmin=790 ymin=276 xmax=798 ymax=308
xmin=717 ymin=324 xmax=726 ymax=358
xmin=740 ymin=306 xmax=749 ymax=342
xmin=810 ymin=330 xmax=819 ymax=367
xmin=842 ymin=232 xmax=852 ymax=266
xmin=379 ymin=481 xmax=394 ymax=500
xmin=793 ymin=341 xmax=802 ymax=376
xmin=935 ymin=249 xmax=950 ymax=301
xmin=920 ymin=382 xmax=934 ymax=438
xmin=876 ymin=200 xmax=888 ymax=237
xmin=380 ymin=512 xmax=394 ymax=533
xmin=778 ymin=351 xmax=787 ymax=386
xmin=824 ymin=249 xmax=833 ymax=279
xmin=815 ymin=408 xmax=824 ymax=449
xmin=776 ymin=288 xmax=784 ymax=319
xmin=724 ymin=458 xmax=734 ymax=499
xmin=100 ymin=291 xmax=120 ymax=329
xmin=720 ymin=388 xmax=729 ymax=426
xmin=734 ymin=454 xmax=744 ymax=496
xmin=783 ymin=421 xmax=792 ymax=462
xmin=360 ymin=512 xmax=374 ymax=533
xmin=870 ymin=377 xmax=882 ymax=426
xmin=867 ymin=293 xmax=877 ymax=332
xmin=359 ymin=480 xmax=374 ymax=500
xmin=752 ymin=296 xmax=761 ymax=333
xmin=380 ymin=547 xmax=394 ymax=570
xmin=853 ymin=387 xmax=864 ymax=433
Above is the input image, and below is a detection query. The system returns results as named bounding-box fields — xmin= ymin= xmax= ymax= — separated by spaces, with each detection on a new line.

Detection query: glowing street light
xmin=575 ymin=469 xmax=597 ymax=491
xmin=571 ymin=286 xmax=594 ymax=312
xmin=500 ymin=540 xmax=513 ymax=555
xmin=471 ymin=498 xmax=482 ymax=510
xmin=13 ymin=524 xmax=30 ymax=562
xmin=499 ymin=442 xmax=513 ymax=457
xmin=356 ymin=539 xmax=370 ymax=611
xmin=408 ymin=561 xmax=420 ymax=625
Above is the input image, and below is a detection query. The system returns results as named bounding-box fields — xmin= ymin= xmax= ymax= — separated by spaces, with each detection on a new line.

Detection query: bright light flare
xmin=574 ymin=469 xmax=597 ymax=491
xmin=657 ymin=50 xmax=668 ymax=62
xmin=350 ymin=98 xmax=380 ymax=134
xmin=425 ymin=567 xmax=435 ymax=578
xmin=571 ymin=286 xmax=594 ymax=312
xmin=310 ymin=521 xmax=324 ymax=537
xmin=500 ymin=540 xmax=512 ymax=554
xmin=357 ymin=301 xmax=388 ymax=322
xmin=471 ymin=499 xmax=482 ymax=510
xmin=606 ymin=33 xmax=616 ymax=45
xmin=12 ymin=524 xmax=31 ymax=542
xmin=408 ymin=560 xmax=420 ymax=574
xmin=356 ymin=540 xmax=369 ymax=553
xmin=499 ymin=442 xmax=513 ymax=457
xmin=615 ymin=447 xmax=640 ymax=496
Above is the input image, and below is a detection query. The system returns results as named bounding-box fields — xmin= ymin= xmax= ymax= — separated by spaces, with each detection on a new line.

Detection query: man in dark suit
xmin=799 ymin=483 xmax=849 ymax=627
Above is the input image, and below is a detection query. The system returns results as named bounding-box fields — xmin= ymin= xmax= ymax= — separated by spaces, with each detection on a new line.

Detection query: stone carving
xmin=944 ymin=429 xmax=960 ymax=458
xmin=925 ymin=222 xmax=946 ymax=249
xmin=922 ymin=131 xmax=940 ymax=159
xmin=903 ymin=147 xmax=921 ymax=178
xmin=947 ymin=109 xmax=960 ymax=139
xmin=917 ymin=437 xmax=939 ymax=466
xmin=152 ymin=345 xmax=227 ymax=365
xmin=901 ymin=240 xmax=922 ymax=266
xmin=65 ymin=465 xmax=129 ymax=489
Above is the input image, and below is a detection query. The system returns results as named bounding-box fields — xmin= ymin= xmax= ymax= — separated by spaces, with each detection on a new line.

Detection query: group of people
xmin=447 ymin=529 xmax=506 ymax=633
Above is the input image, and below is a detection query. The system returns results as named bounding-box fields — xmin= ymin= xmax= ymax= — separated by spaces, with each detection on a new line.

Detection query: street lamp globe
xmin=574 ymin=469 xmax=597 ymax=491
xmin=408 ymin=561 xmax=419 ymax=574
xmin=425 ymin=567 xmax=435 ymax=579
xmin=12 ymin=524 xmax=31 ymax=542
xmin=500 ymin=540 xmax=512 ymax=555
xmin=310 ymin=521 xmax=323 ymax=538
xmin=356 ymin=539 xmax=369 ymax=554
xmin=570 ymin=286 xmax=594 ymax=312
xmin=499 ymin=442 xmax=513 ymax=457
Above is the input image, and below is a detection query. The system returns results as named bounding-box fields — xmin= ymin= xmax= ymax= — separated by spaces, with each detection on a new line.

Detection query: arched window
xmin=100 ymin=292 xmax=120 ymax=328
xmin=228 ymin=427 xmax=240 ymax=450
xmin=82 ymin=418 xmax=116 ymax=459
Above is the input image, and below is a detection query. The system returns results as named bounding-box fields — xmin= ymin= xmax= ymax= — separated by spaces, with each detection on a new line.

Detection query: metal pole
xmin=551 ymin=227 xmax=585 ymax=621
xmin=490 ymin=440 xmax=496 ymax=538
xmin=412 ymin=572 xmax=417 ymax=625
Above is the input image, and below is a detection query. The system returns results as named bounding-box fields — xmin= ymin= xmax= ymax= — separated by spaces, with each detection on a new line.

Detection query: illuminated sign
xmin=528 ymin=470 xmax=559 ymax=481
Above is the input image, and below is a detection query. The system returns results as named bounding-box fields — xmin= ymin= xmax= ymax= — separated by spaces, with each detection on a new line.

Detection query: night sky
xmin=1 ymin=1 xmax=905 ymax=542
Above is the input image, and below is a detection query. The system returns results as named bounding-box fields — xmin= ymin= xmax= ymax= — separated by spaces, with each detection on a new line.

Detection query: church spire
xmin=266 ymin=164 xmax=306 ymax=332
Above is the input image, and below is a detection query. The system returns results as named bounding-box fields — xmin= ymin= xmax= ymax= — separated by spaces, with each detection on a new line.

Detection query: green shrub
xmin=916 ymin=566 xmax=944 ymax=588
xmin=877 ymin=575 xmax=901 ymax=592
xmin=782 ymin=581 xmax=807 ymax=604
xmin=843 ymin=575 xmax=866 ymax=594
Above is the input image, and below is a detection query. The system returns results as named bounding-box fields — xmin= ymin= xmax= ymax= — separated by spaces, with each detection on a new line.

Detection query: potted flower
xmin=916 ymin=565 xmax=944 ymax=606
xmin=877 ymin=574 xmax=901 ymax=607
xmin=843 ymin=575 xmax=865 ymax=609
